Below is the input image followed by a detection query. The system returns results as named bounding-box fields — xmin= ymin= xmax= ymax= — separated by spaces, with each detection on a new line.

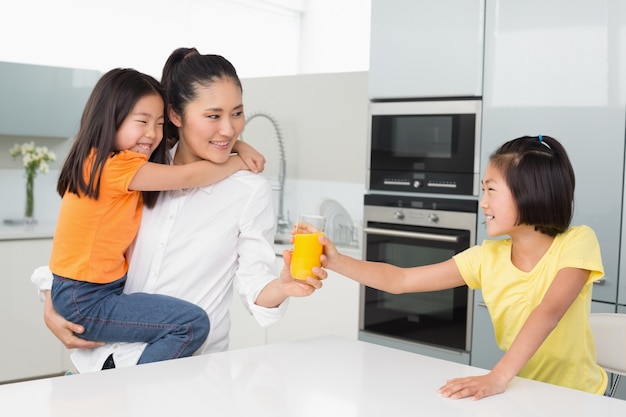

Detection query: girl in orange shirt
xmin=50 ymin=67 xmax=264 ymax=366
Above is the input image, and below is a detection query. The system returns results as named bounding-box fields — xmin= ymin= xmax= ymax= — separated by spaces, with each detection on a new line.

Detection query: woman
xmin=37 ymin=47 xmax=326 ymax=372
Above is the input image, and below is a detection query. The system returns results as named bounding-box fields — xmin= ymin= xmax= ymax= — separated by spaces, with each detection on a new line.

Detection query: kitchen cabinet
xmin=592 ymin=301 xmax=618 ymax=314
xmin=266 ymin=267 xmax=360 ymax=344
xmin=469 ymin=290 xmax=502 ymax=369
xmin=368 ymin=0 xmax=484 ymax=100
xmin=229 ymin=247 xmax=361 ymax=350
xmin=478 ymin=0 xmax=626 ymax=304
xmin=0 ymin=238 xmax=71 ymax=383
xmin=0 ymin=62 xmax=100 ymax=138
xmin=611 ymin=305 xmax=626 ymax=400
xmin=228 ymin=279 xmax=270 ymax=350
xmin=619 ymin=184 xmax=626 ymax=306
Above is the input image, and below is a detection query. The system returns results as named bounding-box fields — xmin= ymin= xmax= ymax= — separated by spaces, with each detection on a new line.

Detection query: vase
xmin=24 ymin=172 xmax=36 ymax=224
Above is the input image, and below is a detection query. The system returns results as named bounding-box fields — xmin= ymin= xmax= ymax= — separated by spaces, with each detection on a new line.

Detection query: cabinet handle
xmin=363 ymin=227 xmax=459 ymax=243
xmin=593 ymin=278 xmax=606 ymax=286
xmin=478 ymin=302 xmax=487 ymax=308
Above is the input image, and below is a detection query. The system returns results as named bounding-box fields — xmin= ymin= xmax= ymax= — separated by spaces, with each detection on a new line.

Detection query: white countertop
xmin=1 ymin=336 xmax=624 ymax=416
xmin=0 ymin=220 xmax=56 ymax=240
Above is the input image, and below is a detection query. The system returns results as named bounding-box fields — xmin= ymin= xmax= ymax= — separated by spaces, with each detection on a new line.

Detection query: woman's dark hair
xmin=57 ymin=68 xmax=167 ymax=208
xmin=161 ymin=47 xmax=242 ymax=147
xmin=489 ymin=135 xmax=575 ymax=236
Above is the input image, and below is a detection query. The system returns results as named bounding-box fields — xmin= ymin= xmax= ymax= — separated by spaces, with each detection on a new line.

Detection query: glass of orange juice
xmin=291 ymin=214 xmax=326 ymax=281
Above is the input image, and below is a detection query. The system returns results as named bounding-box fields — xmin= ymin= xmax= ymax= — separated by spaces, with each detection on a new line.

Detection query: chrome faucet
xmin=242 ymin=112 xmax=291 ymax=242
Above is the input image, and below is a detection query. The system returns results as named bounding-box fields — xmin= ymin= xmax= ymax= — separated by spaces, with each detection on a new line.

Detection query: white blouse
xmin=65 ymin=167 xmax=287 ymax=372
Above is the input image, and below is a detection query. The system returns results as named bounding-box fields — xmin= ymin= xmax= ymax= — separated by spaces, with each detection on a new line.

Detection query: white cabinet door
xmin=227 ymin=292 xmax=268 ymax=350
xmin=0 ymin=62 xmax=100 ymax=138
xmin=228 ymin=258 xmax=284 ymax=350
xmin=480 ymin=0 xmax=626 ymax=304
xmin=229 ymin=249 xmax=361 ymax=349
xmin=369 ymin=0 xmax=484 ymax=99
xmin=601 ymin=304 xmax=626 ymax=400
xmin=469 ymin=290 xmax=502 ymax=369
xmin=265 ymin=269 xmax=360 ymax=344
xmin=0 ymin=239 xmax=70 ymax=383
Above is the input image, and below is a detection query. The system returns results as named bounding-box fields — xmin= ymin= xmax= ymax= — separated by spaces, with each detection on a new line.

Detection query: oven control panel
xmin=368 ymin=170 xmax=478 ymax=196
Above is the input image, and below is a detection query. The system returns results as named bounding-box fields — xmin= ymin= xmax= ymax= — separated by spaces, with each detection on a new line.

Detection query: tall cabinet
xmin=0 ymin=231 xmax=72 ymax=383
xmin=472 ymin=0 xmax=626 ymax=370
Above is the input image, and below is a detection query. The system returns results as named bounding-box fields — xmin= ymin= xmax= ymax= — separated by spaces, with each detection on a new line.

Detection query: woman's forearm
xmin=255 ymin=278 xmax=288 ymax=309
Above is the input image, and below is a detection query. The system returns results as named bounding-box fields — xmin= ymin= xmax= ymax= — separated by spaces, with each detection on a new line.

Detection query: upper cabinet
xmin=368 ymin=0 xmax=485 ymax=100
xmin=0 ymin=62 xmax=100 ymax=138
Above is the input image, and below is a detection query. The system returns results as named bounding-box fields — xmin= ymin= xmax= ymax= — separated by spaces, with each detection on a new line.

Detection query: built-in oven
xmin=368 ymin=99 xmax=481 ymax=196
xmin=359 ymin=194 xmax=478 ymax=364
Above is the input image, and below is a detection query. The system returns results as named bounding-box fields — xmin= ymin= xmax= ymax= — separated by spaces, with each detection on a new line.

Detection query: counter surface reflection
xmin=1 ymin=336 xmax=624 ymax=416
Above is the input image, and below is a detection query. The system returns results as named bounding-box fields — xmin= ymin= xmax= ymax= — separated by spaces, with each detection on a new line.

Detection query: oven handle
xmin=363 ymin=227 xmax=460 ymax=243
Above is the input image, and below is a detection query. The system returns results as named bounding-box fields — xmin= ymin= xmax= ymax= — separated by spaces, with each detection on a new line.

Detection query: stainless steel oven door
xmin=361 ymin=222 xmax=473 ymax=352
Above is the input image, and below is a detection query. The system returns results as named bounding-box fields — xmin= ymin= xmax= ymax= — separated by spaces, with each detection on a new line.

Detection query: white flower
xmin=9 ymin=141 xmax=57 ymax=179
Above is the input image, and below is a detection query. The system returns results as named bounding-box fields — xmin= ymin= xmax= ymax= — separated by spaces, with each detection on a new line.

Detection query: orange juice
xmin=291 ymin=232 xmax=325 ymax=280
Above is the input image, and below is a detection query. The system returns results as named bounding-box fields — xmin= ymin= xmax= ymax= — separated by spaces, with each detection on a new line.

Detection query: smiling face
xmin=169 ymin=77 xmax=244 ymax=165
xmin=480 ymin=162 xmax=520 ymax=237
xmin=114 ymin=93 xmax=165 ymax=157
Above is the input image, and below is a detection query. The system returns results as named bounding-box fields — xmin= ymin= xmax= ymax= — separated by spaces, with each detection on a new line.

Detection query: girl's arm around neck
xmin=129 ymin=155 xmax=247 ymax=191
xmin=232 ymin=140 xmax=266 ymax=173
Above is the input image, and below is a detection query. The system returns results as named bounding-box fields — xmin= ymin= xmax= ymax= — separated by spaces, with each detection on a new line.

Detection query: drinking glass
xmin=290 ymin=214 xmax=326 ymax=281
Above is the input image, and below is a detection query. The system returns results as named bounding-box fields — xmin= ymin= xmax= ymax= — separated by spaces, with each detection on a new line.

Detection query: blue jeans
xmin=51 ymin=274 xmax=210 ymax=365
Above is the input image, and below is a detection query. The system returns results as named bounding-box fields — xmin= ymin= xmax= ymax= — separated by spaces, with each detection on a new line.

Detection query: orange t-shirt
xmin=50 ymin=150 xmax=148 ymax=283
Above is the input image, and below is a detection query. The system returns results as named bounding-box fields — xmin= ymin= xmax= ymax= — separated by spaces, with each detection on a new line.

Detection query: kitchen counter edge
xmin=0 ymin=221 xmax=56 ymax=241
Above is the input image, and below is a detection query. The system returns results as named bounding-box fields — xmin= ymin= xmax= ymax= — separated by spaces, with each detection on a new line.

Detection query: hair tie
xmin=537 ymin=134 xmax=551 ymax=149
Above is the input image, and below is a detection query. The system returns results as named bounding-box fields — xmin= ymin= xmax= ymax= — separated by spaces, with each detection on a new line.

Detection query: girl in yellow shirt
xmin=320 ymin=135 xmax=607 ymax=399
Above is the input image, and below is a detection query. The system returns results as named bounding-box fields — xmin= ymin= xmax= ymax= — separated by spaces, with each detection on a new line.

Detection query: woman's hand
xmin=279 ymin=249 xmax=327 ymax=296
xmin=43 ymin=291 xmax=105 ymax=350
xmin=437 ymin=372 xmax=509 ymax=401
xmin=233 ymin=140 xmax=266 ymax=173
xmin=254 ymin=249 xmax=327 ymax=309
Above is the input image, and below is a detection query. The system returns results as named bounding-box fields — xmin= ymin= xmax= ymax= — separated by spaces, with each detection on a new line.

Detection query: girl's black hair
xmin=57 ymin=68 xmax=167 ymax=208
xmin=160 ymin=47 xmax=242 ymax=148
xmin=489 ymin=135 xmax=575 ymax=236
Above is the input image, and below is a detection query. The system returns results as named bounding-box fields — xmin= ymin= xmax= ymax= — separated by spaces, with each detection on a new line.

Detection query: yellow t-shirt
xmin=50 ymin=150 xmax=148 ymax=284
xmin=453 ymin=225 xmax=608 ymax=394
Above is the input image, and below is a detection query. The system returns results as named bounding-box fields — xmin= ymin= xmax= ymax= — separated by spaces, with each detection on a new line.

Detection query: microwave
xmin=367 ymin=99 xmax=482 ymax=196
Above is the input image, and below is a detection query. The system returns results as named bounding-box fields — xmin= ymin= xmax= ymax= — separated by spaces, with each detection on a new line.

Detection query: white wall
xmin=0 ymin=0 xmax=370 ymax=78
xmin=0 ymin=71 xmax=370 ymax=227
xmin=241 ymin=71 xmax=369 ymax=230
xmin=0 ymin=0 xmax=371 ymax=227
xmin=242 ymin=72 xmax=368 ymax=183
